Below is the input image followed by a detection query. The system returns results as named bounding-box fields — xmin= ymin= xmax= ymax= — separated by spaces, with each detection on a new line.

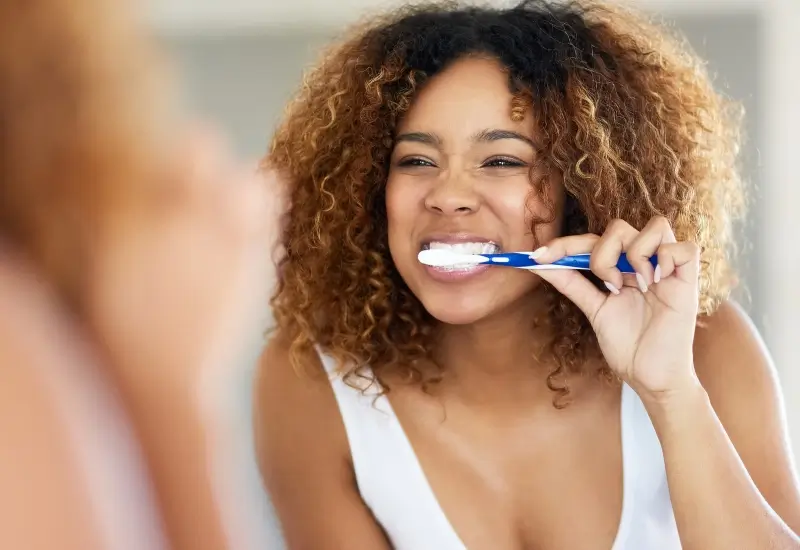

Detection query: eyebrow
xmin=394 ymin=128 xmax=536 ymax=149
xmin=394 ymin=131 xmax=442 ymax=145
xmin=473 ymin=129 xmax=536 ymax=149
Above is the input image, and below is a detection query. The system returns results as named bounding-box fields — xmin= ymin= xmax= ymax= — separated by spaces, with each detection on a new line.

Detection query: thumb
xmin=534 ymin=269 xmax=606 ymax=322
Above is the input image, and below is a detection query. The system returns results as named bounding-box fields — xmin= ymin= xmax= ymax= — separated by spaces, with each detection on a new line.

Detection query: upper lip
xmin=420 ymin=232 xmax=501 ymax=249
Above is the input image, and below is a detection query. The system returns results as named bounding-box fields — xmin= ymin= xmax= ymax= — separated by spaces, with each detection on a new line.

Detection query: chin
xmin=393 ymin=249 xmax=543 ymax=326
xmin=417 ymin=293 xmax=497 ymax=326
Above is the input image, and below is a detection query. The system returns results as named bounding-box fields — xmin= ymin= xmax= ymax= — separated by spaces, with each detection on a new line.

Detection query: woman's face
xmin=386 ymin=56 xmax=565 ymax=326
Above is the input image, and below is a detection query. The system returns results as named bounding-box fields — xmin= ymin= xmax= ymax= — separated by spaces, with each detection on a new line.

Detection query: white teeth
xmin=434 ymin=265 xmax=481 ymax=273
xmin=428 ymin=241 xmax=499 ymax=254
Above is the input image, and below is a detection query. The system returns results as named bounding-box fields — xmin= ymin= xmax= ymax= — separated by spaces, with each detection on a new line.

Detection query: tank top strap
xmin=614 ymin=383 xmax=681 ymax=549
xmin=315 ymin=346 xmax=467 ymax=549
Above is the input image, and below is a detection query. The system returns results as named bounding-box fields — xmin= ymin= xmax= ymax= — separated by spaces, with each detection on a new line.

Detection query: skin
xmin=82 ymin=131 xmax=279 ymax=550
xmin=386 ymin=54 xmax=564 ymax=327
xmin=0 ymin=251 xmax=168 ymax=550
xmin=3 ymin=0 xmax=281 ymax=545
xmin=257 ymin=57 xmax=800 ymax=549
xmin=0 ymin=132 xmax=279 ymax=550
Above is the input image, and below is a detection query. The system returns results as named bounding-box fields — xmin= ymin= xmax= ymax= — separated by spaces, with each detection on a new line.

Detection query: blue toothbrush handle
xmin=485 ymin=252 xmax=657 ymax=273
xmin=549 ymin=253 xmax=657 ymax=273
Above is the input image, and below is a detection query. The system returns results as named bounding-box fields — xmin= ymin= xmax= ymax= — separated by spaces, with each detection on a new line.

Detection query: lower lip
xmin=423 ymin=263 xmax=492 ymax=282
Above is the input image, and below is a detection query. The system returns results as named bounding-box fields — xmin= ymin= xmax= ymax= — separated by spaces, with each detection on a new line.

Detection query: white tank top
xmin=318 ymin=350 xmax=682 ymax=549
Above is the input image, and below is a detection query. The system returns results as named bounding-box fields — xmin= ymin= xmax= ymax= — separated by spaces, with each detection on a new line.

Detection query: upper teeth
xmin=428 ymin=241 xmax=499 ymax=254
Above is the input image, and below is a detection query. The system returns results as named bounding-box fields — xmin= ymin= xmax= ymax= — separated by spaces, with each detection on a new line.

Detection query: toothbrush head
xmin=417 ymin=249 xmax=489 ymax=267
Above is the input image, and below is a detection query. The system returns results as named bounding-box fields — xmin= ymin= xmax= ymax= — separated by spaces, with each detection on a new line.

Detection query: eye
xmin=482 ymin=157 xmax=527 ymax=168
xmin=397 ymin=157 xmax=437 ymax=168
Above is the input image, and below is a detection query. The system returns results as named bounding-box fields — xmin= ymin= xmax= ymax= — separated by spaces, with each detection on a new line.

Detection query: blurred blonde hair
xmin=0 ymin=0 xmax=176 ymax=310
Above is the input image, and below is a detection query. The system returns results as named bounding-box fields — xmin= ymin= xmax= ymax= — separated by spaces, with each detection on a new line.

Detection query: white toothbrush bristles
xmin=417 ymin=249 xmax=489 ymax=267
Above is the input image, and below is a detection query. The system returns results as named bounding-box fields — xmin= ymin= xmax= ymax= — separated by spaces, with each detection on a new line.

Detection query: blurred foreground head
xmin=0 ymin=0 xmax=176 ymax=309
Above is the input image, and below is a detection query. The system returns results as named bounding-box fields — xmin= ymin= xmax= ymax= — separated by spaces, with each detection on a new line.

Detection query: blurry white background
xmin=146 ymin=1 xmax=799 ymax=547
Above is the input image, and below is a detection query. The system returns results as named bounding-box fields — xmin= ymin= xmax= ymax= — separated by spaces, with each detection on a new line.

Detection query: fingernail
xmin=654 ymin=264 xmax=662 ymax=284
xmin=604 ymin=281 xmax=620 ymax=295
xmin=530 ymin=247 xmax=548 ymax=259
xmin=636 ymin=272 xmax=648 ymax=293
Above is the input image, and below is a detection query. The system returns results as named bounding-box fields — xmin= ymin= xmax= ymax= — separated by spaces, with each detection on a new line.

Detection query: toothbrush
xmin=418 ymin=249 xmax=657 ymax=273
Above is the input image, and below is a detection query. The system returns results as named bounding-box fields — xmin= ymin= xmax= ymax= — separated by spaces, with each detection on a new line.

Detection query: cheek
xmin=385 ymin=179 xmax=404 ymax=233
xmin=488 ymin=182 xmax=560 ymax=245
xmin=385 ymin=178 xmax=420 ymax=252
xmin=523 ymin=179 xmax=566 ymax=244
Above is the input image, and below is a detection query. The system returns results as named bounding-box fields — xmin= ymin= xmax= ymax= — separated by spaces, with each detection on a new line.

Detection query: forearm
xmin=643 ymin=378 xmax=800 ymax=550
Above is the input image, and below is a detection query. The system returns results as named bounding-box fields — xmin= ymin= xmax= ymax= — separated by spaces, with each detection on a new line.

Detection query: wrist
xmin=626 ymin=357 xmax=701 ymax=406
xmin=636 ymin=371 xmax=704 ymax=404
xmin=637 ymin=373 xmax=711 ymax=430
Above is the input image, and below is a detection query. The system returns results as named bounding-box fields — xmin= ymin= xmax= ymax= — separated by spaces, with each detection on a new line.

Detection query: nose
xmin=424 ymin=173 xmax=480 ymax=216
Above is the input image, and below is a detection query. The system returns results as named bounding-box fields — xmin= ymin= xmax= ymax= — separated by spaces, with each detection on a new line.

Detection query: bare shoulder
xmin=253 ymin=332 xmax=390 ymax=549
xmin=692 ymin=299 xmax=800 ymax=531
xmin=692 ymin=299 xmax=776 ymax=400
xmin=253 ymin=331 xmax=349 ymax=466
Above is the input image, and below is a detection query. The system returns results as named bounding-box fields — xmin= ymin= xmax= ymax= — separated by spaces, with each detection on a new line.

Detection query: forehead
xmin=397 ymin=56 xmax=532 ymax=135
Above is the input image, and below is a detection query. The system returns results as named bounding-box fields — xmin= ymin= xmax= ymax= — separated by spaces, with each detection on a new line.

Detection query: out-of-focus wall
xmin=150 ymin=1 xmax=798 ymax=548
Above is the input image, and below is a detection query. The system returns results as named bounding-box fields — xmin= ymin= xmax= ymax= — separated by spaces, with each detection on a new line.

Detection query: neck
xmin=434 ymin=289 xmax=565 ymax=407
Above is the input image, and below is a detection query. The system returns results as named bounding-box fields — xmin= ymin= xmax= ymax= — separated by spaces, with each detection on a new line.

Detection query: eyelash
xmin=398 ymin=157 xmax=435 ymax=168
xmin=397 ymin=156 xmax=526 ymax=168
xmin=483 ymin=157 xmax=526 ymax=168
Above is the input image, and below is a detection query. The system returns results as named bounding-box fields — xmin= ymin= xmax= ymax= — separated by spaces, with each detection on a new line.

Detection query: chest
xmin=384 ymin=391 xmax=626 ymax=550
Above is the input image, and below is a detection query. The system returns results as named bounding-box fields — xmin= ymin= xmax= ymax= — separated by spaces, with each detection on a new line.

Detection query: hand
xmin=533 ymin=216 xmax=700 ymax=399
xmin=84 ymin=127 xmax=287 ymax=395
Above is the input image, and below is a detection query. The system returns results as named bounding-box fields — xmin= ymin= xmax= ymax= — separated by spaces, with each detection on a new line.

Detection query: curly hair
xmin=0 ymin=0 xmax=172 ymax=311
xmin=268 ymin=0 xmax=746 ymax=402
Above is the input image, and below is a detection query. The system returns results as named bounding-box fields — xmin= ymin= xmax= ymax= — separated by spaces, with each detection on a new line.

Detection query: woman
xmin=255 ymin=1 xmax=800 ymax=549
xmin=0 ymin=0 xmax=278 ymax=548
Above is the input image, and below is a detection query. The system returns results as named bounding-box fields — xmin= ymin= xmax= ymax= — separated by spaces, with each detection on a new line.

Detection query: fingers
xmin=259 ymin=164 xmax=292 ymax=233
xmin=175 ymin=127 xmax=273 ymax=243
xmin=589 ymin=219 xmax=639 ymax=291
xmin=657 ymin=241 xmax=700 ymax=284
xmin=536 ymin=216 xmax=698 ymax=300
xmin=174 ymin=124 xmax=234 ymax=196
xmin=626 ymin=216 xmax=676 ymax=290
xmin=534 ymin=269 xmax=606 ymax=322
xmin=532 ymin=234 xmax=605 ymax=320
xmin=532 ymin=233 xmax=599 ymax=262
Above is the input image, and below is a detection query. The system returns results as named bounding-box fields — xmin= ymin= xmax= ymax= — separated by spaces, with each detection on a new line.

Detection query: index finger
xmin=532 ymin=234 xmax=599 ymax=264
